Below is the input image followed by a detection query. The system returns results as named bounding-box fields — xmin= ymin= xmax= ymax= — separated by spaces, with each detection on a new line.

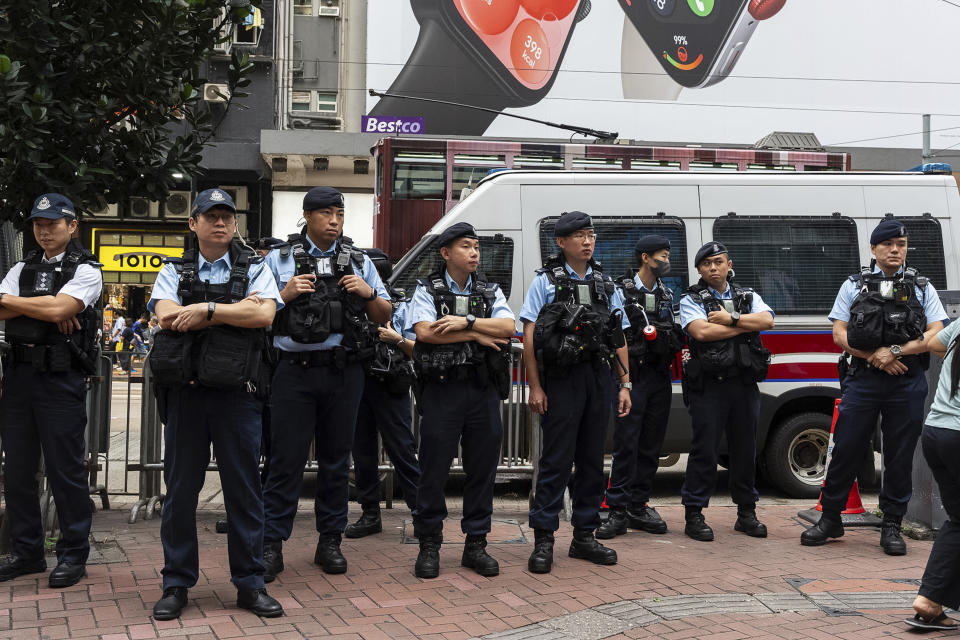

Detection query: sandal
xmin=905 ymin=612 xmax=959 ymax=631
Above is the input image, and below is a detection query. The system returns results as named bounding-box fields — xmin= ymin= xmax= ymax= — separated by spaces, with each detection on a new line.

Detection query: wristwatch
xmin=729 ymin=311 xmax=740 ymax=327
xmin=465 ymin=313 xmax=477 ymax=330
xmin=207 ymin=301 xmax=216 ymax=321
xmin=619 ymin=382 xmax=633 ymax=390
xmin=370 ymin=0 xmax=590 ymax=135
xmin=365 ymin=288 xmax=379 ymax=302
xmin=890 ymin=344 xmax=902 ymax=359
xmin=397 ymin=336 xmax=408 ymax=347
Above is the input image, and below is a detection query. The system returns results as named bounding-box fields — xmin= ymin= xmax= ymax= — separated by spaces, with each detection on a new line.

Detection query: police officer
xmin=148 ymin=189 xmax=284 ymax=619
xmin=522 ymin=211 xmax=632 ymax=574
xmin=345 ymin=251 xmax=421 ymax=538
xmin=261 ymin=187 xmax=392 ymax=580
xmin=679 ymin=242 xmax=774 ymax=542
xmin=598 ymin=235 xmax=683 ymax=539
xmin=0 ymin=194 xmax=101 ymax=588
xmin=801 ymin=219 xmax=947 ymax=554
xmin=406 ymin=222 xmax=516 ymax=578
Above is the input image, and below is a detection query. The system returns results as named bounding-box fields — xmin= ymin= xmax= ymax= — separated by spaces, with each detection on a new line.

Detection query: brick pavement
xmin=0 ymin=502 xmax=951 ymax=639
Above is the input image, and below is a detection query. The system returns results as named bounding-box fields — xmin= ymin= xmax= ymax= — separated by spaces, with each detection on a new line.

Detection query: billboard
xmin=366 ymin=1 xmax=960 ymax=153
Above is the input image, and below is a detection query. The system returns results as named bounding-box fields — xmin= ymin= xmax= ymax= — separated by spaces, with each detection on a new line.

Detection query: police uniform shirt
xmin=519 ymin=263 xmax=631 ymax=328
xmin=407 ymin=272 xmax=515 ymax=326
xmin=392 ymin=299 xmax=417 ymax=341
xmin=147 ymin=250 xmax=283 ymax=313
xmin=828 ymin=265 xmax=947 ymax=324
xmin=679 ymin=284 xmax=774 ymax=333
xmin=624 ymin=275 xmax=674 ymax=323
xmin=0 ymin=251 xmax=103 ymax=308
xmin=263 ymin=236 xmax=389 ymax=352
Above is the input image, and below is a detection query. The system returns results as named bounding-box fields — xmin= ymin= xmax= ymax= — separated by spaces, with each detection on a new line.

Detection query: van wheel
xmin=763 ymin=413 xmax=831 ymax=499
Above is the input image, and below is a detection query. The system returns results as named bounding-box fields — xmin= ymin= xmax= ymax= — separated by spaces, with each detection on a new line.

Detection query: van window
xmin=712 ymin=216 xmax=859 ymax=315
xmin=390 ymin=235 xmax=514 ymax=300
xmin=538 ymin=217 xmax=688 ymax=300
xmin=898 ymin=216 xmax=947 ymax=290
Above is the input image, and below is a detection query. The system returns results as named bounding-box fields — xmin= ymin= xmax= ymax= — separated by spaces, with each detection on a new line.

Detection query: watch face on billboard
xmin=452 ymin=0 xmax=582 ymax=90
xmin=621 ymin=0 xmax=752 ymax=88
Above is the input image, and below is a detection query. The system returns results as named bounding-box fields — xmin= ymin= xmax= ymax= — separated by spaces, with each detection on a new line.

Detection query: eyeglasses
xmin=569 ymin=232 xmax=597 ymax=242
xmin=198 ymin=211 xmax=236 ymax=224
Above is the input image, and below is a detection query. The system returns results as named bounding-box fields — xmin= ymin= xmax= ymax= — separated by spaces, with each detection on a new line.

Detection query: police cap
xmin=634 ymin=234 xmax=670 ymax=259
xmin=191 ymin=189 xmax=236 ymax=217
xmin=554 ymin=210 xmax=593 ymax=237
xmin=303 ymin=186 xmax=345 ymax=211
xmin=437 ymin=222 xmax=478 ymax=248
xmin=870 ymin=219 xmax=908 ymax=245
xmin=28 ymin=193 xmax=76 ymax=220
xmin=694 ymin=241 xmax=730 ymax=267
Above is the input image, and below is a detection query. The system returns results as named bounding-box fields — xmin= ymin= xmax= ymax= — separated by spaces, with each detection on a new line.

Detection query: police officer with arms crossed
xmin=523 ymin=211 xmax=632 ymax=574
xmin=598 ymin=235 xmax=683 ymax=539
xmin=0 ymin=194 xmax=101 ymax=588
xmin=679 ymin=242 xmax=774 ymax=542
xmin=801 ymin=219 xmax=946 ymax=554
xmin=261 ymin=187 xmax=392 ymax=580
xmin=407 ymin=222 xmax=516 ymax=579
xmin=345 ymin=252 xmax=421 ymax=538
xmin=148 ymin=189 xmax=283 ymax=619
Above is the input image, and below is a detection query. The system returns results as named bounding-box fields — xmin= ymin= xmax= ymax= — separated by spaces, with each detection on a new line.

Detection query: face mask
xmin=650 ymin=259 xmax=671 ymax=278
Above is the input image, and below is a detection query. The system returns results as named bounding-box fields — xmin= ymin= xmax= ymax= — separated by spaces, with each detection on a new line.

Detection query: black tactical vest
xmin=4 ymin=238 xmax=101 ymax=373
xmin=532 ymin=256 xmax=624 ymax=371
xmin=683 ymin=279 xmax=770 ymax=383
xmin=149 ymin=237 xmax=267 ymax=391
xmin=363 ymin=288 xmax=414 ymax=395
xmin=618 ymin=275 xmax=683 ymax=373
xmin=846 ymin=266 xmax=929 ymax=371
xmin=272 ymin=234 xmax=370 ymax=349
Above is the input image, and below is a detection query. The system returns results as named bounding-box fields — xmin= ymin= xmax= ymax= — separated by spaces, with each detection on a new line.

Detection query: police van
xmin=389 ymin=170 xmax=960 ymax=498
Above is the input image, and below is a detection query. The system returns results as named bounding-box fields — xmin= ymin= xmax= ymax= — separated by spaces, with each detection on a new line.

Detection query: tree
xmin=0 ymin=0 xmax=259 ymax=225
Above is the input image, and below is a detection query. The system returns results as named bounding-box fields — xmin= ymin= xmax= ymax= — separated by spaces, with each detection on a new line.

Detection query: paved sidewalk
xmin=0 ymin=502 xmax=950 ymax=639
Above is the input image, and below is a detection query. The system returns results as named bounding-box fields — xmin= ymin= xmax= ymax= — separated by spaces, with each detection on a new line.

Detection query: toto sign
xmin=361 ymin=115 xmax=425 ymax=134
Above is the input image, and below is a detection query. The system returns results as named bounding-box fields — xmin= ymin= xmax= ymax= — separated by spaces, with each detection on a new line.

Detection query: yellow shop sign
xmin=99 ymin=246 xmax=183 ymax=272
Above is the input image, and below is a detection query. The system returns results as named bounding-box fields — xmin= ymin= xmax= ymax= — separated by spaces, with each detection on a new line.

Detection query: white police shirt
xmin=0 ymin=251 xmax=102 ymax=308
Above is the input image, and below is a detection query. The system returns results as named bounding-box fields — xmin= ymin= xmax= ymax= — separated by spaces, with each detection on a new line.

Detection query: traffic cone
xmin=798 ymin=398 xmax=881 ymax=526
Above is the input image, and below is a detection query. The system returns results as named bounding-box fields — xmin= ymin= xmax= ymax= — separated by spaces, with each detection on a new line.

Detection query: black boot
xmin=461 ymin=534 xmax=499 ymax=576
xmin=263 ymin=541 xmax=283 ymax=583
xmin=344 ymin=507 xmax=382 ymax=539
xmin=153 ymin=587 xmax=188 ymax=620
xmin=48 ymin=561 xmax=86 ymax=588
xmin=415 ymin=535 xmax=442 ymax=579
xmin=0 ymin=552 xmax=46 ymax=582
xmin=528 ymin=530 xmax=554 ymax=574
xmin=596 ymin=508 xmax=628 ymax=539
xmin=734 ymin=505 xmax=768 ymax=538
xmin=314 ymin=534 xmax=347 ymax=574
xmin=800 ymin=511 xmax=844 ymax=546
xmin=684 ymin=507 xmax=714 ymax=542
xmin=568 ymin=529 xmax=617 ymax=565
xmin=626 ymin=505 xmax=668 ymax=534
xmin=880 ymin=514 xmax=907 ymax=556
xmin=237 ymin=588 xmax=284 ymax=618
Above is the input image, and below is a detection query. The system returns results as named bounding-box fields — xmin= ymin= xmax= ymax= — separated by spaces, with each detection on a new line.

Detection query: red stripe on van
xmin=766 ymin=361 xmax=839 ymax=381
xmin=761 ymin=332 xmax=841 ymax=356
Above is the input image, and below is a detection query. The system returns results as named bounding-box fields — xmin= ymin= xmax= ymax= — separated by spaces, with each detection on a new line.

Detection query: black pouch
xmin=683 ymin=358 xmax=704 ymax=394
xmin=485 ymin=345 xmax=512 ymax=400
xmin=742 ymin=341 xmax=771 ymax=382
xmin=846 ymin=293 xmax=885 ymax=350
xmin=47 ymin=343 xmax=72 ymax=372
xmin=700 ymin=341 xmax=737 ymax=374
xmin=149 ymin=330 xmax=193 ymax=386
xmin=196 ymin=326 xmax=261 ymax=389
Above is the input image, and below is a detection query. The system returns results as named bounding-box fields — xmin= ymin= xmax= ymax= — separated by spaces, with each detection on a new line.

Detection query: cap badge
xmin=713 ymin=243 xmax=719 ymax=253
xmin=210 ymin=190 xmax=225 ymax=201
xmin=37 ymin=197 xmax=50 ymax=210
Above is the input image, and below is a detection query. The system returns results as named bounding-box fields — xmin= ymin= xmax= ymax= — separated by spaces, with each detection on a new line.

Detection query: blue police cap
xmin=437 ymin=222 xmax=478 ymax=248
xmin=28 ymin=193 xmax=76 ymax=220
xmin=303 ymin=186 xmax=345 ymax=211
xmin=555 ymin=211 xmax=593 ymax=237
xmin=634 ymin=234 xmax=670 ymax=258
xmin=870 ymin=219 xmax=908 ymax=245
xmin=694 ymin=241 xmax=729 ymax=267
xmin=191 ymin=188 xmax=236 ymax=217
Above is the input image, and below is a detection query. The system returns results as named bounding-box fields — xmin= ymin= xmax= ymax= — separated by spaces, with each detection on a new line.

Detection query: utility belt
xmin=7 ymin=343 xmax=76 ymax=373
xmin=847 ymin=353 xmax=928 ymax=377
xmin=629 ymin=355 xmax=672 ymax=379
xmin=280 ymin=346 xmax=361 ymax=369
xmin=150 ymin=326 xmax=266 ymax=393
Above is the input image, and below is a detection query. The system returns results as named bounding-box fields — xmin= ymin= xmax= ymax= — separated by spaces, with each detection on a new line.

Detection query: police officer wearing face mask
xmin=679 ymin=242 xmax=774 ymax=542
xmin=260 ymin=187 xmax=392 ymax=581
xmin=148 ymin=189 xmax=284 ymax=620
xmin=801 ymin=219 xmax=946 ymax=554
xmin=0 ymin=194 xmax=101 ymax=589
xmin=406 ymin=222 xmax=516 ymax=579
xmin=344 ymin=250 xmax=421 ymax=539
xmin=598 ymin=235 xmax=683 ymax=540
xmin=522 ymin=211 xmax=632 ymax=574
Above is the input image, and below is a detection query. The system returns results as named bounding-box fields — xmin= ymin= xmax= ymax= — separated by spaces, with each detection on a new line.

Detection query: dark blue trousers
xmin=263 ymin=359 xmax=364 ymax=541
xmin=680 ymin=377 xmax=760 ymax=508
xmin=820 ymin=367 xmax=926 ymax=517
xmin=0 ymin=363 xmax=91 ymax=564
xmin=605 ymin=365 xmax=672 ymax=509
xmin=353 ymin=377 xmax=420 ymax=511
xmin=529 ymin=361 xmax=615 ymax=532
xmin=919 ymin=425 xmax=960 ymax=609
xmin=160 ymin=384 xmax=264 ymax=590
xmin=412 ymin=376 xmax=502 ymax=538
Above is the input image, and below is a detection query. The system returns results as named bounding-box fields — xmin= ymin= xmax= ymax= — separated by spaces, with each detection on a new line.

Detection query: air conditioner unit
xmin=87 ymin=199 xmax=118 ymax=218
xmin=219 ymin=185 xmax=249 ymax=211
xmin=128 ymin=197 xmax=159 ymax=218
xmin=164 ymin=190 xmax=192 ymax=218
xmin=204 ymin=83 xmax=231 ymax=103
xmin=319 ymin=6 xmax=340 ymax=17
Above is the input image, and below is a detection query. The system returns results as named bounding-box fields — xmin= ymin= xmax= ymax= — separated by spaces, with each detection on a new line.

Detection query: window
xmin=538 ymin=216 xmax=688 ymax=301
xmin=712 ymin=216 xmax=860 ymax=315
xmin=391 ymin=236 xmax=515 ymax=300
xmin=895 ymin=216 xmax=947 ymax=290
xmin=233 ymin=7 xmax=263 ymax=47
xmin=293 ymin=0 xmax=314 ymax=15
xmin=316 ymin=92 xmax=337 ymax=112
xmin=290 ymin=90 xmax=337 ymax=112
xmin=291 ymin=91 xmax=311 ymax=111
xmin=513 ymin=155 xmax=564 ymax=170
xmin=452 ymin=155 xmax=505 ymax=199
xmin=572 ymin=157 xmax=623 ymax=170
xmin=392 ymin=152 xmax=445 ymax=200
